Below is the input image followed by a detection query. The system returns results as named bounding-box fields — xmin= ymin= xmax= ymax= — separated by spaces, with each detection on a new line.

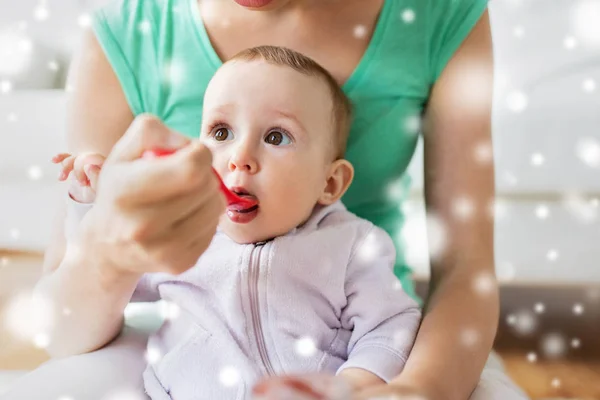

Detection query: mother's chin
xmin=232 ymin=0 xmax=281 ymax=10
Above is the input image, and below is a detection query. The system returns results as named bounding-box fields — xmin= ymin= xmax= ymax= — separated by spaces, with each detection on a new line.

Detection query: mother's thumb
xmin=84 ymin=164 xmax=102 ymax=191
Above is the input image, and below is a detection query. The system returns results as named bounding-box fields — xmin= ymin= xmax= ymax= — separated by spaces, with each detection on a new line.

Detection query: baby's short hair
xmin=228 ymin=45 xmax=353 ymax=160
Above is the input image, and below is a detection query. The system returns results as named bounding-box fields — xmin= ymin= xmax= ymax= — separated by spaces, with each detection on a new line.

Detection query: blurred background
xmin=0 ymin=0 xmax=599 ymax=399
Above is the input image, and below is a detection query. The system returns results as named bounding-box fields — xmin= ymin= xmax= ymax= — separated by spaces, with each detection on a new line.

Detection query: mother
xmin=9 ymin=0 xmax=527 ymax=399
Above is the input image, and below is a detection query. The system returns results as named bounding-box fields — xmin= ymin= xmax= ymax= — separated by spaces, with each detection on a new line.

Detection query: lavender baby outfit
xmin=66 ymin=199 xmax=422 ymax=399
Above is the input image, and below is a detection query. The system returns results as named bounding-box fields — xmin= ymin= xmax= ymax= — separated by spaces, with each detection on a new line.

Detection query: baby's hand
xmin=52 ymin=152 xmax=105 ymax=204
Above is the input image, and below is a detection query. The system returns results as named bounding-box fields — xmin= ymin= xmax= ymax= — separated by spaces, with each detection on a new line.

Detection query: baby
xmin=55 ymin=46 xmax=421 ymax=400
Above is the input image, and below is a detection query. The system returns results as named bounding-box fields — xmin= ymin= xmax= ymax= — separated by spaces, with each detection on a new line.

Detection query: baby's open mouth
xmin=228 ymin=188 xmax=259 ymax=213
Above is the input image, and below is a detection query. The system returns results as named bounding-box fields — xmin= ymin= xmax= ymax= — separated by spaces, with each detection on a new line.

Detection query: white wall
xmin=0 ymin=0 xmax=599 ymax=283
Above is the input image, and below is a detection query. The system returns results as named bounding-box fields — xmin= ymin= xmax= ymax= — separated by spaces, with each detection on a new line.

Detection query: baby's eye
xmin=212 ymin=127 xmax=234 ymax=141
xmin=265 ymin=130 xmax=292 ymax=146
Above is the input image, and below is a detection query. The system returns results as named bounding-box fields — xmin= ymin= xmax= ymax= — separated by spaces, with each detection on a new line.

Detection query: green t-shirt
xmin=92 ymin=0 xmax=488 ymax=303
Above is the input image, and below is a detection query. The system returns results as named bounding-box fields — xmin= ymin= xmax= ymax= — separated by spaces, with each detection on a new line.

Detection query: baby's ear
xmin=318 ymin=159 xmax=354 ymax=206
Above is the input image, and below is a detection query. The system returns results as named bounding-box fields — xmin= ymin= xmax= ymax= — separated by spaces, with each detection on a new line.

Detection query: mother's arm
xmin=387 ymin=10 xmax=497 ymax=400
xmin=43 ymin=29 xmax=134 ymax=275
xmin=37 ymin=28 xmax=137 ymax=357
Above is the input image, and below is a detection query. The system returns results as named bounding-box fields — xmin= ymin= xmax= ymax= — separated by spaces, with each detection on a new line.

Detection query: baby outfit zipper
xmin=248 ymin=241 xmax=276 ymax=376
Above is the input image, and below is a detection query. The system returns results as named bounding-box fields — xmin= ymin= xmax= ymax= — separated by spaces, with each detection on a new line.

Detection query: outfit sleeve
xmin=64 ymin=195 xmax=160 ymax=303
xmin=336 ymin=225 xmax=422 ymax=383
xmin=91 ymin=0 xmax=152 ymax=116
xmin=428 ymin=0 xmax=489 ymax=82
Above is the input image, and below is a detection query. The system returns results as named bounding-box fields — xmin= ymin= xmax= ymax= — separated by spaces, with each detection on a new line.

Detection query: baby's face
xmin=201 ymin=60 xmax=338 ymax=244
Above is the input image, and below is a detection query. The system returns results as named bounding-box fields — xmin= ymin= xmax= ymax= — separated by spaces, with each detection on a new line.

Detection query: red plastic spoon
xmin=141 ymin=148 xmax=256 ymax=209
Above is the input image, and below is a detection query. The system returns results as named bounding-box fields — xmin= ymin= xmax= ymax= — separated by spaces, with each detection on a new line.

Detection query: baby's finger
xmin=74 ymin=153 xmax=106 ymax=186
xmin=59 ymin=156 xmax=76 ymax=181
xmin=52 ymin=153 xmax=72 ymax=164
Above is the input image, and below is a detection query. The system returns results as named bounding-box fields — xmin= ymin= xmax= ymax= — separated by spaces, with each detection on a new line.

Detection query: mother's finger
xmin=110 ymin=140 xmax=215 ymax=206
xmin=106 ymin=114 xmax=190 ymax=163
xmin=142 ymin=192 xmax=225 ymax=274
xmin=123 ymin=175 xmax=221 ymax=241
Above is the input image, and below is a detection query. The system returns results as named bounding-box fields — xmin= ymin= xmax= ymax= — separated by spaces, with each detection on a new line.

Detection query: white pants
xmin=3 ymin=327 xmax=529 ymax=400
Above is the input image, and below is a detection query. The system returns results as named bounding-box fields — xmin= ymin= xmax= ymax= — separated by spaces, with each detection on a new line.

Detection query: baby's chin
xmin=218 ymin=214 xmax=296 ymax=245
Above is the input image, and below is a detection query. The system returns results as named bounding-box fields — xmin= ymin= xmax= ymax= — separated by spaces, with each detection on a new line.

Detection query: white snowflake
xmin=295 ymin=336 xmax=317 ymax=357
xmin=472 ymin=272 xmax=496 ymax=296
xmin=4 ymin=291 xmax=56 ymax=342
xmin=386 ymin=179 xmax=407 ymax=202
xmin=63 ymin=307 xmax=72 ymax=316
xmin=353 ymin=25 xmax=367 ymax=39
xmin=403 ymin=114 xmax=421 ymax=135
xmin=393 ymin=329 xmax=415 ymax=349
xmin=10 ymin=228 xmax=20 ymax=239
xmin=513 ymin=26 xmax=525 ymax=38
xmin=551 ymin=378 xmax=561 ymax=389
xmin=572 ymin=303 xmax=584 ymax=315
xmin=34 ymin=5 xmax=50 ymax=21
xmin=48 ymin=60 xmax=59 ymax=71
xmin=401 ymin=9 xmax=416 ymax=24
xmin=144 ymin=346 xmax=162 ymax=365
xmin=571 ymin=338 xmax=581 ymax=349
xmin=534 ymin=302 xmax=545 ymax=314
xmin=460 ymin=328 xmax=480 ymax=348
xmin=78 ymin=14 xmax=91 ymax=28
xmin=582 ymin=78 xmax=596 ymax=93
xmin=530 ymin=152 xmax=545 ymax=167
xmin=163 ymin=59 xmax=186 ymax=86
xmin=28 ymin=165 xmax=43 ymax=181
xmin=19 ymin=38 xmax=32 ymax=53
xmin=1 ymin=256 xmax=9 ymax=266
xmin=33 ymin=333 xmax=51 ymax=348
xmin=452 ymin=196 xmax=475 ymax=221
xmin=510 ymin=310 xmax=538 ymax=337
xmin=355 ymin=230 xmax=381 ymax=264
xmin=563 ymin=36 xmax=578 ymax=49
xmin=535 ymin=204 xmax=550 ymax=220
xmin=402 ymin=211 xmax=448 ymax=265
xmin=506 ymin=314 xmax=517 ymax=326
xmin=219 ymin=366 xmax=240 ymax=387
xmin=526 ymin=352 xmax=537 ymax=363
xmin=1 ymin=80 xmax=13 ymax=93
xmin=541 ymin=332 xmax=567 ymax=359
xmin=575 ymin=137 xmax=600 ymax=168
xmin=473 ymin=140 xmax=493 ymax=165
xmin=571 ymin=1 xmax=600 ymax=46
xmin=138 ymin=20 xmax=152 ymax=34
xmin=506 ymin=90 xmax=528 ymax=113
xmin=546 ymin=249 xmax=559 ymax=262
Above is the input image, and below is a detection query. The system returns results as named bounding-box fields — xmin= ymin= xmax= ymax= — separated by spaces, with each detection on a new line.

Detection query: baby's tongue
xmin=227 ymin=195 xmax=258 ymax=211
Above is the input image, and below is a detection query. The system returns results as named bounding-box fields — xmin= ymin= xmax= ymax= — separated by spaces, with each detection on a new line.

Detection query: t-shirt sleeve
xmin=428 ymin=0 xmax=489 ymax=82
xmin=90 ymin=0 xmax=152 ymax=116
